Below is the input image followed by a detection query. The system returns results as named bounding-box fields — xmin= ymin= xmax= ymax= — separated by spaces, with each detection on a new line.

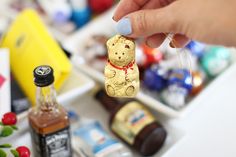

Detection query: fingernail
xmin=117 ymin=17 xmax=132 ymax=36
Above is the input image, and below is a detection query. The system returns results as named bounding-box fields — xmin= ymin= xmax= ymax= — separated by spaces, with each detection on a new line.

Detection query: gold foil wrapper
xmin=105 ymin=35 xmax=140 ymax=97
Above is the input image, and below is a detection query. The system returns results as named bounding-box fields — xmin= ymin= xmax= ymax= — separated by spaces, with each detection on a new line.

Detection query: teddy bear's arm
xmin=125 ymin=65 xmax=139 ymax=82
xmin=105 ymin=66 xmax=116 ymax=78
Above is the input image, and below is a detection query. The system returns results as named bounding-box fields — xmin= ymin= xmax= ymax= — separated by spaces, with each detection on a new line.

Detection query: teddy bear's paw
xmin=125 ymin=75 xmax=131 ymax=82
xmin=106 ymin=85 xmax=115 ymax=96
xmin=109 ymin=70 xmax=116 ymax=78
xmin=105 ymin=68 xmax=116 ymax=78
xmin=125 ymin=85 xmax=135 ymax=96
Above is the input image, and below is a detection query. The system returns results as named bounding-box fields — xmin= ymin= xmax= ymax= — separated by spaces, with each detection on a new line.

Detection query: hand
xmin=113 ymin=0 xmax=236 ymax=48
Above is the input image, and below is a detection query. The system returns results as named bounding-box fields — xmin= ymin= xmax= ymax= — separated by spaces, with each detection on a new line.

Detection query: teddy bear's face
xmin=107 ymin=35 xmax=135 ymax=67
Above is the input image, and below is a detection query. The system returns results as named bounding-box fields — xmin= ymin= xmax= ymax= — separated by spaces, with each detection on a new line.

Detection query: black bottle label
xmin=30 ymin=126 xmax=72 ymax=157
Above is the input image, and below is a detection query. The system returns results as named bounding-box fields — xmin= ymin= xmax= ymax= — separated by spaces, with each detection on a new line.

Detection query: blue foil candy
xmin=71 ymin=7 xmax=91 ymax=28
xmin=186 ymin=41 xmax=205 ymax=58
xmin=143 ymin=65 xmax=168 ymax=91
xmin=168 ymin=69 xmax=193 ymax=91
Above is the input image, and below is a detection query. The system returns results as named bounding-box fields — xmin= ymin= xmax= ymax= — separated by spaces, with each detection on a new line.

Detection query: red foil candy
xmin=89 ymin=0 xmax=114 ymax=14
xmin=140 ymin=44 xmax=163 ymax=68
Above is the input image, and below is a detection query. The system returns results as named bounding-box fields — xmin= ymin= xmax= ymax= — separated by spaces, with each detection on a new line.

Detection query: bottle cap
xmin=33 ymin=65 xmax=54 ymax=87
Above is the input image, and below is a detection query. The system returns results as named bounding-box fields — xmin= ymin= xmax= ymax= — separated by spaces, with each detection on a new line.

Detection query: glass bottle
xmin=28 ymin=65 xmax=72 ymax=157
xmin=95 ymin=89 xmax=167 ymax=156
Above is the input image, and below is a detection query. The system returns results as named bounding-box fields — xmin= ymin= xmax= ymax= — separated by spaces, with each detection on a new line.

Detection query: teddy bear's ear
xmin=106 ymin=39 xmax=112 ymax=51
xmin=124 ymin=40 xmax=135 ymax=50
xmin=106 ymin=35 xmax=120 ymax=50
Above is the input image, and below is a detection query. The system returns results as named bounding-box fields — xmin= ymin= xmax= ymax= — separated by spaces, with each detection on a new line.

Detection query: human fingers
xmin=113 ymin=0 xmax=175 ymax=21
xmin=170 ymin=34 xmax=190 ymax=48
xmin=145 ymin=34 xmax=166 ymax=48
xmin=113 ymin=0 xmax=149 ymax=21
xmin=116 ymin=2 xmax=183 ymax=37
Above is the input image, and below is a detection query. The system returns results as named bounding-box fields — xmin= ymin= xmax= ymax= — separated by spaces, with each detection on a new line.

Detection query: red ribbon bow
xmin=108 ymin=60 xmax=135 ymax=74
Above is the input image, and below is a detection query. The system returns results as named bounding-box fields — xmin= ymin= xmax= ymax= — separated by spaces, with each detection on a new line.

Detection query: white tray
xmin=62 ymin=7 xmax=236 ymax=118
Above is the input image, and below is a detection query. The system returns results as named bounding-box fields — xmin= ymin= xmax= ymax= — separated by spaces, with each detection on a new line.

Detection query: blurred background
xmin=0 ymin=0 xmax=236 ymax=157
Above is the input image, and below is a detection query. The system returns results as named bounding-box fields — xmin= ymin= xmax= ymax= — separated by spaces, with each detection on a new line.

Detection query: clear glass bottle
xmin=28 ymin=65 xmax=72 ymax=157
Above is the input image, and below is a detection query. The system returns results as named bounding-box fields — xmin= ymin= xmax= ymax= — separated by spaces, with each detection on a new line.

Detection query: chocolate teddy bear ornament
xmin=105 ymin=35 xmax=140 ymax=97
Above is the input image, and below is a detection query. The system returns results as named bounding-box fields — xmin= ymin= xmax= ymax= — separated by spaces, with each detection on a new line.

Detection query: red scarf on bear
xmin=108 ymin=60 xmax=135 ymax=74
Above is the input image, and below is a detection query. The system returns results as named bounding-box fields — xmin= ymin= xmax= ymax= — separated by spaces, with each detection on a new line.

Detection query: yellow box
xmin=1 ymin=9 xmax=72 ymax=105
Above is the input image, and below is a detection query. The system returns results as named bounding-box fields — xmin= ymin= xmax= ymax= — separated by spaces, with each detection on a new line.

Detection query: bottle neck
xmin=36 ymin=83 xmax=58 ymax=112
xmin=95 ymin=90 xmax=121 ymax=113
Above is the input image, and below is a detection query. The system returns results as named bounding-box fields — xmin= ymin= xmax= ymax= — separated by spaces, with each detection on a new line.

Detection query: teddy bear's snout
xmin=119 ymin=56 xmax=121 ymax=59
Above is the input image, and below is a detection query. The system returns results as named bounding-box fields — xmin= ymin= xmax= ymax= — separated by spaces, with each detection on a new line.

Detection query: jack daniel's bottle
xmin=28 ymin=65 xmax=72 ymax=157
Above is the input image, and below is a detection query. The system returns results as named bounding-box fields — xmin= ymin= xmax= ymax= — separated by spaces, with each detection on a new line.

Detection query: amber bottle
xmin=95 ymin=90 xmax=167 ymax=156
xmin=28 ymin=65 xmax=72 ymax=157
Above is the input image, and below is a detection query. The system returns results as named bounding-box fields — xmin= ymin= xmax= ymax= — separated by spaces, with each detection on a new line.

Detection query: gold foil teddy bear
xmin=105 ymin=35 xmax=140 ymax=97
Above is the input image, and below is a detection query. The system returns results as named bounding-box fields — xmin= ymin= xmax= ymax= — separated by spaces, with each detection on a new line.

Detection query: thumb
xmin=116 ymin=6 xmax=183 ymax=38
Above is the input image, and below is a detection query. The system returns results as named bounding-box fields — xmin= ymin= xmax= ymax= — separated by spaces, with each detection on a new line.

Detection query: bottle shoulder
xmin=109 ymin=103 xmax=126 ymax=124
xmin=28 ymin=106 xmax=70 ymax=134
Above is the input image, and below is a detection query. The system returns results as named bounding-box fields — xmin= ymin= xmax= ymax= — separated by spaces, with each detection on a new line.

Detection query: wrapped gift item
xmin=1 ymin=9 xmax=72 ymax=105
xmin=0 ymin=49 xmax=11 ymax=117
